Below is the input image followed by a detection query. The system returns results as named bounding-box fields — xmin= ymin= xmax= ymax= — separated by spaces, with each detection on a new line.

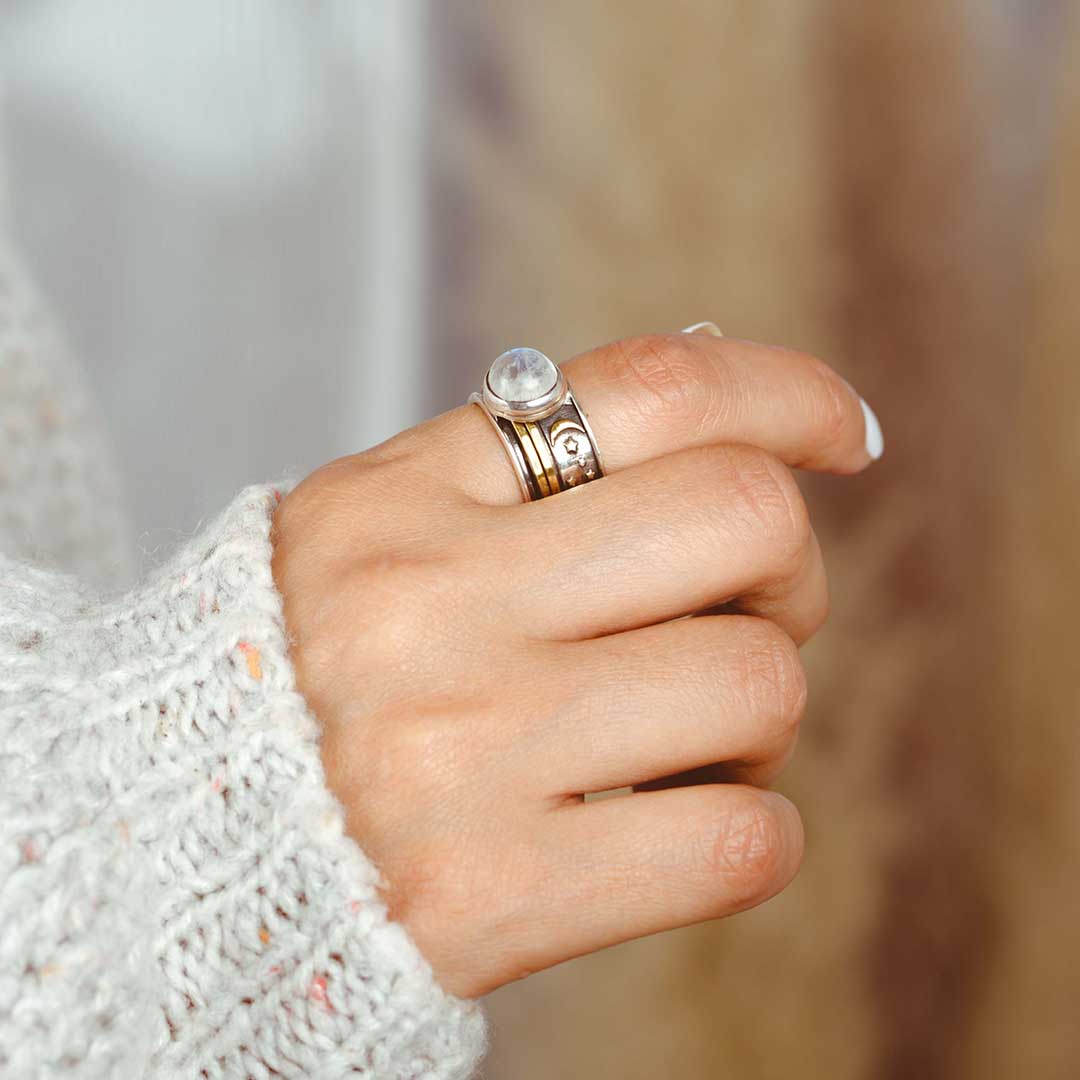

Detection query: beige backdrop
xmin=428 ymin=3 xmax=1080 ymax=1077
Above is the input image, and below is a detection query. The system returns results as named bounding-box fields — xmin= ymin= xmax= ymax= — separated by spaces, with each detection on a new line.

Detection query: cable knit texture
xmin=0 ymin=235 xmax=486 ymax=1074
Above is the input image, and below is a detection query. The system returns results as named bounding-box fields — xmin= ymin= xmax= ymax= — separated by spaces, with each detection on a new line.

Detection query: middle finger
xmin=500 ymin=440 xmax=827 ymax=643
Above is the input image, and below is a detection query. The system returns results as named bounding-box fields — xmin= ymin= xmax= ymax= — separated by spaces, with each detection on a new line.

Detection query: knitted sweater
xmin=0 ymin=227 xmax=487 ymax=1072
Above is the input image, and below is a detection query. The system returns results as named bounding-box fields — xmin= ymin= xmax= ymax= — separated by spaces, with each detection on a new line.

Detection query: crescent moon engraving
xmin=548 ymin=419 xmax=596 ymax=486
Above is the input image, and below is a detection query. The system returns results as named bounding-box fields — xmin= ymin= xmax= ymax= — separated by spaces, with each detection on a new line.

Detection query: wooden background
xmin=426 ymin=3 xmax=1080 ymax=1078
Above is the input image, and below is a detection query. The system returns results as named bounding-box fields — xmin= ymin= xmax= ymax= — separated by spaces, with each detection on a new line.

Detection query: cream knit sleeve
xmin=0 ymin=212 xmax=485 ymax=1076
xmin=0 ymin=483 xmax=487 ymax=1078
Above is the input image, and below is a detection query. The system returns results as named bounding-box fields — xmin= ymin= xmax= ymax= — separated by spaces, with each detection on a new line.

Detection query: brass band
xmin=469 ymin=381 xmax=605 ymax=503
xmin=513 ymin=420 xmax=558 ymax=498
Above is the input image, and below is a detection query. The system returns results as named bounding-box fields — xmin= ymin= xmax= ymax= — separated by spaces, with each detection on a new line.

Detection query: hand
xmin=271 ymin=332 xmax=881 ymax=999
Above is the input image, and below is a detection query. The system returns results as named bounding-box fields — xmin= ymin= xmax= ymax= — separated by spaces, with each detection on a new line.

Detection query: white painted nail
xmin=860 ymin=398 xmax=885 ymax=461
xmin=681 ymin=321 xmax=724 ymax=337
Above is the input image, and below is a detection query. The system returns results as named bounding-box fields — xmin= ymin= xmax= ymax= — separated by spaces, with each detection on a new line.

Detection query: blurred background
xmin=3 ymin=1 xmax=1080 ymax=1076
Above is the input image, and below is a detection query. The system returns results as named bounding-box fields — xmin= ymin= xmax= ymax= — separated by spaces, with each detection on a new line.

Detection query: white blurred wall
xmin=0 ymin=0 xmax=427 ymax=556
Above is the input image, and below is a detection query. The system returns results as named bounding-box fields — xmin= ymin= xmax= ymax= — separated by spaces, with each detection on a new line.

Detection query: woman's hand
xmin=271 ymin=332 xmax=881 ymax=999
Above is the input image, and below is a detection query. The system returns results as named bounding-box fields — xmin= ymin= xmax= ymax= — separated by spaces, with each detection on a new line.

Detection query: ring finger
xmin=408 ymin=330 xmax=880 ymax=507
xmin=529 ymin=613 xmax=805 ymax=796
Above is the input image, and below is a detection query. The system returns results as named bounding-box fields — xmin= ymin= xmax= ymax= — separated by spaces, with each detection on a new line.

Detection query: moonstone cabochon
xmin=487 ymin=347 xmax=559 ymax=404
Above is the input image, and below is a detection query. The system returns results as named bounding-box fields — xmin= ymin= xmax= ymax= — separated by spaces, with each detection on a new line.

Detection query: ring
xmin=469 ymin=347 xmax=605 ymax=502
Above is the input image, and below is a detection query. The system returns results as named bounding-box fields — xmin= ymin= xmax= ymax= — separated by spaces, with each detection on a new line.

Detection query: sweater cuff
xmin=158 ymin=484 xmax=487 ymax=1077
xmin=2 ymin=484 xmax=487 ymax=1078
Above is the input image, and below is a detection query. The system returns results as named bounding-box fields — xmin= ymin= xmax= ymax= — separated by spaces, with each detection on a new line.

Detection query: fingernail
xmin=681 ymin=321 xmax=724 ymax=337
xmin=860 ymin=398 xmax=885 ymax=461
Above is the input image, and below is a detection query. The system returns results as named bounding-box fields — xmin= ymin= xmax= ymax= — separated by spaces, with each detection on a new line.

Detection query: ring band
xmin=469 ymin=347 xmax=605 ymax=502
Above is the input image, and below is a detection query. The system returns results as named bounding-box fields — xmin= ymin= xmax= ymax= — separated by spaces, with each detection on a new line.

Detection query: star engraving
xmin=562 ymin=435 xmax=580 ymax=455
xmin=585 ymin=467 xmax=596 ymax=479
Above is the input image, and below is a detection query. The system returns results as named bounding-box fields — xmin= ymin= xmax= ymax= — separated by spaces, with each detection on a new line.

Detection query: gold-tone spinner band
xmin=513 ymin=394 xmax=604 ymax=500
xmin=470 ymin=392 xmax=605 ymax=502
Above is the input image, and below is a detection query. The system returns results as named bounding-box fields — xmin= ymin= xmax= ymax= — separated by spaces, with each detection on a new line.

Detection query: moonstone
xmin=488 ymin=347 xmax=558 ymax=403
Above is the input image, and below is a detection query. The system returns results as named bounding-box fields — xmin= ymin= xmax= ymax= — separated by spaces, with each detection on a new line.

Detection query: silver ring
xmin=469 ymin=347 xmax=605 ymax=502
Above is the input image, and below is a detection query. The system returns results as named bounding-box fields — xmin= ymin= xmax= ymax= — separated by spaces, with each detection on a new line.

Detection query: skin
xmin=271 ymin=331 xmax=878 ymax=999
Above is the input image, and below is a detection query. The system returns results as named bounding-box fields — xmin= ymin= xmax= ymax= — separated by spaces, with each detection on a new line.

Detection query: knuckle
xmin=277 ymin=459 xmax=385 ymax=555
xmin=320 ymin=554 xmax=471 ymax=677
xmin=345 ymin=563 xmax=430 ymax=655
xmin=701 ymin=792 xmax=788 ymax=908
xmin=303 ymin=456 xmax=383 ymax=510
xmin=762 ymin=455 xmax=812 ymax=556
xmin=390 ymin=838 xmax=541 ymax=997
xmin=390 ymin=819 xmax=535 ymax=928
xmin=736 ymin=618 xmax=808 ymax=739
xmin=806 ymin=355 xmax=855 ymax=449
xmin=366 ymin=694 xmax=478 ymax=801
xmin=606 ymin=334 xmax=711 ymax=421
xmin=283 ymin=451 xmax=460 ymax=556
xmin=389 ymin=843 xmax=463 ymax=913
xmin=386 ymin=839 xmax=480 ymax=939
xmin=724 ymin=446 xmax=812 ymax=560
xmin=361 ymin=550 xmax=468 ymax=621
xmin=289 ymin=536 xmax=493 ymax=706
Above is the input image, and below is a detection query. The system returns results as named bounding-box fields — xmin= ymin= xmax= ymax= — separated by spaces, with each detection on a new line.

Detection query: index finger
xmin=564 ymin=331 xmax=883 ymax=477
xmin=398 ymin=331 xmax=883 ymax=506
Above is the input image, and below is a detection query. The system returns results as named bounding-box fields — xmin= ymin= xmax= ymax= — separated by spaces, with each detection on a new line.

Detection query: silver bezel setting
xmin=482 ymin=351 xmax=568 ymax=421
